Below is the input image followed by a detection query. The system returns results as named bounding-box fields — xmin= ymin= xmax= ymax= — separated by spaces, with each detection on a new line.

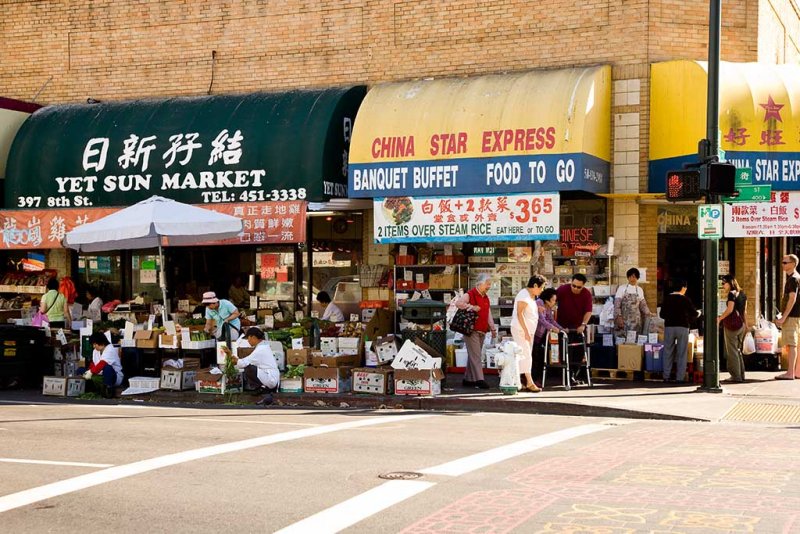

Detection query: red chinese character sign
xmin=373 ymin=193 xmax=559 ymax=243
xmin=0 ymin=201 xmax=305 ymax=249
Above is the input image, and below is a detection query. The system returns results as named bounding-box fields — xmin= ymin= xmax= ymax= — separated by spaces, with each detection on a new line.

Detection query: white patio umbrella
xmin=63 ymin=196 xmax=243 ymax=322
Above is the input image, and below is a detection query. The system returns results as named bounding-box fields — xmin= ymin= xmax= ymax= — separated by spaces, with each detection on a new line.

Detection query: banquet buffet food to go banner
xmin=373 ymin=193 xmax=559 ymax=244
xmin=0 ymin=200 xmax=306 ymax=249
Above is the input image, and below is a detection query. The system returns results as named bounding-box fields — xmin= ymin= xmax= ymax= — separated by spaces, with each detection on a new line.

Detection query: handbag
xmin=449 ymin=292 xmax=478 ymax=335
xmin=32 ymin=293 xmax=56 ymax=327
xmin=722 ymin=309 xmax=744 ymax=331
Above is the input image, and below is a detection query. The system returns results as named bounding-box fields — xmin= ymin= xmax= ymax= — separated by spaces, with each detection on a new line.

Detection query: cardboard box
xmin=374 ymin=334 xmax=398 ymax=364
xmin=195 ymin=369 xmax=243 ymax=394
xmin=352 ymin=367 xmax=394 ymax=394
xmin=429 ymin=273 xmax=455 ymax=289
xmin=160 ymin=369 xmax=197 ymax=391
xmin=617 ymin=344 xmax=643 ymax=371
xmin=161 ymin=357 xmax=201 ymax=370
xmin=159 ymin=334 xmax=181 ymax=349
xmin=364 ymin=308 xmax=393 ymax=340
xmin=392 ymin=339 xmax=443 ymax=370
xmin=320 ymin=337 xmax=339 ymax=355
xmin=311 ymin=353 xmax=360 ymax=368
xmin=303 ymin=366 xmax=352 ymax=393
xmin=337 ymin=337 xmax=362 ymax=356
xmin=394 ymin=368 xmax=444 ymax=396
xmin=554 ymin=265 xmax=573 ymax=276
xmin=42 ymin=376 xmax=85 ymax=397
xmin=279 ymin=377 xmax=303 ymax=393
xmin=645 ymin=343 xmax=664 ymax=373
xmin=287 ymin=348 xmax=311 ymax=366
xmin=134 ymin=330 xmax=158 ymax=349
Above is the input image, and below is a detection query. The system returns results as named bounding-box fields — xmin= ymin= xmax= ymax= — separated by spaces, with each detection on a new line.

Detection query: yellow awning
xmin=348 ymin=66 xmax=611 ymax=197
xmin=650 ymin=60 xmax=800 ymax=191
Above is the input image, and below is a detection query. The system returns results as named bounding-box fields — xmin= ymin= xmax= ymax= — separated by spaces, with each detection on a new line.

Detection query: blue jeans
xmin=663 ymin=326 xmax=689 ymax=381
xmin=77 ymin=366 xmax=118 ymax=388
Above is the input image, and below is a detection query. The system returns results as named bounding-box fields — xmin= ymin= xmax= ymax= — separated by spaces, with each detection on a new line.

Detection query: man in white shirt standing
xmin=234 ymin=327 xmax=280 ymax=405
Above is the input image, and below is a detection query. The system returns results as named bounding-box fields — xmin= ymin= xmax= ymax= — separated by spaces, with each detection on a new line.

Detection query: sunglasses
xmin=783 ymin=261 xmax=793 ymax=265
xmin=571 ymin=284 xmax=583 ymax=289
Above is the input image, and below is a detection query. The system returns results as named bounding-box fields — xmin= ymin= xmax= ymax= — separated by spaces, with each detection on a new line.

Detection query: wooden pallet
xmin=642 ymin=371 xmax=663 ymax=381
xmin=591 ymin=368 xmax=638 ymax=380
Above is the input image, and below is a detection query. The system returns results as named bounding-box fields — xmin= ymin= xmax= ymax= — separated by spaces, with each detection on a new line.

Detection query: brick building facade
xmin=2 ymin=0 xmax=799 ymax=322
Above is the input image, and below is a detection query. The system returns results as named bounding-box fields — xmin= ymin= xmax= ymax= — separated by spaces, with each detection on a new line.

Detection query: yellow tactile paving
xmin=723 ymin=402 xmax=800 ymax=424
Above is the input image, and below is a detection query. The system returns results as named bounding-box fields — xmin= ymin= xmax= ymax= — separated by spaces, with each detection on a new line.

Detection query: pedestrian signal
xmin=665 ymin=170 xmax=702 ymax=201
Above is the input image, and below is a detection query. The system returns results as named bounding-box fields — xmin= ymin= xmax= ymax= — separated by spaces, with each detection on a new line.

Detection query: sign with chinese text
xmin=724 ymin=191 xmax=800 ymax=237
xmin=0 ymin=201 xmax=305 ymax=249
xmin=5 ymin=88 xmax=365 ymax=207
xmin=349 ymin=68 xmax=610 ymax=197
xmin=373 ymin=193 xmax=559 ymax=244
xmin=649 ymin=61 xmax=800 ymax=193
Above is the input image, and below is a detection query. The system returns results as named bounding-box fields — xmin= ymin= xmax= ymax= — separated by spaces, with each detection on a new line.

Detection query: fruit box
xmin=160 ymin=369 xmax=197 ymax=391
xmin=42 ymin=376 xmax=85 ymax=397
xmin=393 ymin=368 xmax=444 ymax=396
xmin=195 ymin=370 xmax=243 ymax=394
xmin=303 ymin=366 xmax=352 ymax=394
xmin=134 ymin=330 xmax=158 ymax=349
xmin=352 ymin=367 xmax=393 ymax=395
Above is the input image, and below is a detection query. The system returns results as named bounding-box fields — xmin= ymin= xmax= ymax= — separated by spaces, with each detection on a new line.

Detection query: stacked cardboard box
xmin=391 ymin=339 xmax=444 ymax=396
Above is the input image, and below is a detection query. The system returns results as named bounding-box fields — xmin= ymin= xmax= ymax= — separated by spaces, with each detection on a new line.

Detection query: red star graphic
xmin=760 ymin=95 xmax=784 ymax=122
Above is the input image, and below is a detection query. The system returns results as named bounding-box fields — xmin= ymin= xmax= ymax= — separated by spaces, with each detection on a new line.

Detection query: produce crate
xmin=401 ymin=329 xmax=446 ymax=360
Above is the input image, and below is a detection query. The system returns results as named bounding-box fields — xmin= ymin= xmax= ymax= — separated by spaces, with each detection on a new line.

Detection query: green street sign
xmin=735 ymin=167 xmax=753 ymax=186
xmin=722 ymin=184 xmax=772 ymax=203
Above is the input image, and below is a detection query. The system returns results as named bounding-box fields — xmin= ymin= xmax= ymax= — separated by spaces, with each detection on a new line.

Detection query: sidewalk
xmin=4 ymin=370 xmax=800 ymax=423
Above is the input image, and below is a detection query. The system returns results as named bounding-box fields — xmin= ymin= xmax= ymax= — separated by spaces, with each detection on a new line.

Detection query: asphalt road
xmin=0 ymin=401 xmax=797 ymax=533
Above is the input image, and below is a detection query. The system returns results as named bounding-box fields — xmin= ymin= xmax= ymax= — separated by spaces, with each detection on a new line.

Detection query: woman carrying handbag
xmin=39 ymin=277 xmax=72 ymax=328
xmin=717 ymin=275 xmax=747 ymax=383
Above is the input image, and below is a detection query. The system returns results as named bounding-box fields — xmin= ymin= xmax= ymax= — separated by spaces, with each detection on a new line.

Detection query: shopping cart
xmin=541 ymin=329 xmax=593 ymax=391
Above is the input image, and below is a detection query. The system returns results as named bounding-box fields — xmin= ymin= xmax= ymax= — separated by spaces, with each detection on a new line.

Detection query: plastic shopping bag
xmin=755 ymin=317 xmax=779 ymax=353
xmin=742 ymin=331 xmax=756 ymax=355
xmin=31 ymin=309 xmax=49 ymax=327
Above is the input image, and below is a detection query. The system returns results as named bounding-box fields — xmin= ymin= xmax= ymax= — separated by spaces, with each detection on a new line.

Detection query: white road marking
xmin=420 ymin=423 xmax=611 ymax=477
xmin=274 ymin=480 xmax=436 ymax=534
xmin=0 ymin=458 xmax=114 ymax=468
xmin=276 ymin=423 xmax=611 ymax=533
xmin=0 ymin=413 xmax=434 ymax=514
xmin=169 ymin=417 xmax=319 ymax=427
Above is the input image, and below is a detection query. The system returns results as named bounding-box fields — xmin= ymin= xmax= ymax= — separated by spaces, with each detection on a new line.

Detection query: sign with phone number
xmin=373 ymin=192 xmax=560 ymax=244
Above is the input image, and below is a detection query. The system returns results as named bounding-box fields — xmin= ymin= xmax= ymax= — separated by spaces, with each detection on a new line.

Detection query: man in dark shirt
xmin=556 ymin=274 xmax=593 ymax=334
xmin=776 ymin=254 xmax=800 ymax=379
xmin=660 ymin=278 xmax=699 ymax=383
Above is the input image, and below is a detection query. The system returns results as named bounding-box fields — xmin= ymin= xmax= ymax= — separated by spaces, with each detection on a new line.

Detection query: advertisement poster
xmin=724 ymin=191 xmax=800 ymax=237
xmin=373 ymin=193 xmax=559 ymax=244
xmin=0 ymin=200 xmax=305 ymax=249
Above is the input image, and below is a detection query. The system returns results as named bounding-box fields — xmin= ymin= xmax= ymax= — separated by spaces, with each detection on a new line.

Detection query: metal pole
xmin=700 ymin=0 xmax=722 ymax=392
xmin=158 ymin=241 xmax=169 ymax=324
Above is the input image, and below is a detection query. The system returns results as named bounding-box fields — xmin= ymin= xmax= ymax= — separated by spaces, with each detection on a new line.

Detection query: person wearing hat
xmin=203 ymin=291 xmax=241 ymax=340
xmin=79 ymin=332 xmax=123 ymax=399
xmin=234 ymin=327 xmax=280 ymax=405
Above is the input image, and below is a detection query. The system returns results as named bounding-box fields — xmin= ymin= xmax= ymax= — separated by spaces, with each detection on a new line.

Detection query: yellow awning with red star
xmin=649 ymin=60 xmax=800 ymax=192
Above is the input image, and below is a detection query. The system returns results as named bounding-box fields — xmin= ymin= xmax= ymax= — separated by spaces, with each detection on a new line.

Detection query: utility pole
xmin=700 ymin=0 xmax=722 ymax=393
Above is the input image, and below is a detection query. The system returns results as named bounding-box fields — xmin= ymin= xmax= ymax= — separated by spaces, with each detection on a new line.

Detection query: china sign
xmin=373 ymin=193 xmax=559 ymax=244
xmin=0 ymin=201 xmax=306 ymax=249
xmin=724 ymin=191 xmax=800 ymax=237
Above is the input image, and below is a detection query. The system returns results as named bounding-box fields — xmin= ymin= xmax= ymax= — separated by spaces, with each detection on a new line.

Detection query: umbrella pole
xmin=158 ymin=242 xmax=169 ymax=324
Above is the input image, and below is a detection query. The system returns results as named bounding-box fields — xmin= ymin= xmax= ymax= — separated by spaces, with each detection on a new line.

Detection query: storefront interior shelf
xmin=395 ymin=264 xmax=468 ymax=268
xmin=0 ymin=285 xmax=46 ymax=294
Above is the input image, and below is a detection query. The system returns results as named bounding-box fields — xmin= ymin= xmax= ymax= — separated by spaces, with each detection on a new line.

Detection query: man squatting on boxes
xmin=234 ymin=327 xmax=280 ymax=405
xmin=78 ymin=332 xmax=124 ymax=399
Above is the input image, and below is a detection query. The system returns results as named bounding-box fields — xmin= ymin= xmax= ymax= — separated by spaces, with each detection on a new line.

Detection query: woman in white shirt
xmin=234 ymin=327 xmax=280 ymax=405
xmin=614 ymin=267 xmax=652 ymax=334
xmin=511 ymin=275 xmax=546 ymax=392
xmin=317 ymin=291 xmax=344 ymax=322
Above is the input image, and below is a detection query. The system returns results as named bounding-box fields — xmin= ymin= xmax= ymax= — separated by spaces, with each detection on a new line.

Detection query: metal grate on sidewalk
xmin=723 ymin=402 xmax=800 ymax=424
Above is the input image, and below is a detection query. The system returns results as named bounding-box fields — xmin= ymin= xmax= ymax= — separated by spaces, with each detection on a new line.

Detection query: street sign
xmin=698 ymin=204 xmax=723 ymax=240
xmin=722 ymin=184 xmax=772 ymax=203
xmin=735 ymin=167 xmax=752 ymax=186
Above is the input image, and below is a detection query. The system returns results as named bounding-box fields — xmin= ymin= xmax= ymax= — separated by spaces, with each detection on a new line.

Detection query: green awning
xmin=5 ymin=87 xmax=366 ymax=208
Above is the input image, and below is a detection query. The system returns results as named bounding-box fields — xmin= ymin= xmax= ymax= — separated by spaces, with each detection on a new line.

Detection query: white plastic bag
xmin=755 ymin=317 xmax=779 ymax=353
xmin=742 ymin=331 xmax=756 ymax=355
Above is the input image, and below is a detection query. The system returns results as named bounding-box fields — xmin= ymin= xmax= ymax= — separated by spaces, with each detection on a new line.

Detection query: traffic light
xmin=702 ymin=162 xmax=736 ymax=195
xmin=665 ymin=169 xmax=702 ymax=201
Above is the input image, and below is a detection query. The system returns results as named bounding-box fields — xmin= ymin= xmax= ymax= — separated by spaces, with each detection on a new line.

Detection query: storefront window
xmin=131 ymin=253 xmax=161 ymax=303
xmin=77 ymin=253 xmax=123 ymax=301
xmin=256 ymin=249 xmax=297 ymax=318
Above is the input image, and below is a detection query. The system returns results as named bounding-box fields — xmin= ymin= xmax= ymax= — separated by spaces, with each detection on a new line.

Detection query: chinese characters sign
xmin=5 ymin=88 xmax=366 ymax=207
xmin=373 ymin=193 xmax=559 ymax=244
xmin=0 ymin=201 xmax=306 ymax=249
xmin=724 ymin=191 xmax=800 ymax=238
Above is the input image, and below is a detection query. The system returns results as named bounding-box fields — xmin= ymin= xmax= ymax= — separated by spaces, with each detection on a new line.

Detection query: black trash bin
xmin=0 ymin=325 xmax=52 ymax=387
